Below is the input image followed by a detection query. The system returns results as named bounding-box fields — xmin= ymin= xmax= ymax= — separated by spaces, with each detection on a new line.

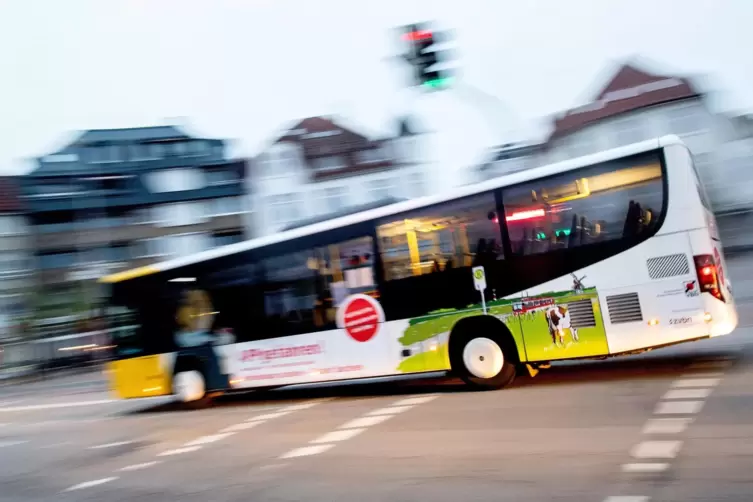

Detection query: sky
xmin=1 ymin=0 xmax=752 ymax=175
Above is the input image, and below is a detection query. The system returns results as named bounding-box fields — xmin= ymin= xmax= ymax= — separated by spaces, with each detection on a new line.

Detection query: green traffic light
xmin=423 ymin=77 xmax=453 ymax=89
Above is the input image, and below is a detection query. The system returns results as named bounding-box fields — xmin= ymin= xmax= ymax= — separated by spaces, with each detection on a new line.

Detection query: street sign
xmin=472 ymin=266 xmax=487 ymax=291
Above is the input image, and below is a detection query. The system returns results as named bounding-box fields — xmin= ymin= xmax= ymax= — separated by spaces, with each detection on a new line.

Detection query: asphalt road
xmin=2 ymin=253 xmax=753 ymax=502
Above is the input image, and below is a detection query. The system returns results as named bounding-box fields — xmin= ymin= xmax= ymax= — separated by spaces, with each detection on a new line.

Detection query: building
xmin=474 ymin=141 xmax=542 ymax=183
xmin=22 ymin=125 xmax=248 ymax=317
xmin=247 ymin=116 xmax=425 ymax=237
xmin=538 ymin=61 xmax=753 ymax=212
xmin=0 ymin=177 xmax=32 ymax=339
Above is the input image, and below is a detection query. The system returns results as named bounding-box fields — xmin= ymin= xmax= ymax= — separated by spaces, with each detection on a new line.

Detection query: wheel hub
xmin=462 ymin=337 xmax=504 ymax=379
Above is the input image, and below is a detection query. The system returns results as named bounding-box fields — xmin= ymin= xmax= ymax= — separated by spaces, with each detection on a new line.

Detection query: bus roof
xmin=100 ymin=135 xmax=683 ymax=284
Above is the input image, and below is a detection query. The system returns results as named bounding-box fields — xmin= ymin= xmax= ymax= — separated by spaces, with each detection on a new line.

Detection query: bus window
xmin=502 ymin=155 xmax=664 ymax=256
xmin=376 ymin=193 xmax=503 ymax=281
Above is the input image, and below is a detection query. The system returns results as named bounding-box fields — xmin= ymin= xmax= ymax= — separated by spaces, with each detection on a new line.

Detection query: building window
xmin=314 ymin=156 xmax=346 ymax=172
xmin=0 ymin=252 xmax=29 ymax=273
xmin=368 ymin=179 xmax=393 ymax=201
xmin=667 ymin=107 xmax=701 ymax=135
xmin=150 ymin=143 xmax=164 ymax=158
xmin=38 ymin=251 xmax=78 ymax=270
xmin=502 ymin=153 xmax=664 ymax=256
xmin=153 ymin=202 xmax=208 ymax=228
xmin=409 ymin=173 xmax=424 ymax=198
xmin=207 ymin=170 xmax=236 ymax=186
xmin=322 ymin=187 xmax=347 ymax=212
xmin=377 ymin=193 xmax=503 ymax=281
xmin=213 ymin=232 xmax=244 ymax=247
xmin=145 ymin=168 xmax=205 ymax=193
xmin=268 ymin=194 xmax=300 ymax=226
xmin=358 ymin=149 xmax=385 ymax=164
xmin=213 ymin=197 xmax=243 ymax=216
xmin=0 ymin=217 xmax=23 ymax=236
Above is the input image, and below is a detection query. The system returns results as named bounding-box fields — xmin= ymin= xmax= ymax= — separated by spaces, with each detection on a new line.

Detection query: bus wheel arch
xmin=172 ymin=355 xmax=213 ymax=409
xmin=448 ymin=316 xmax=518 ymax=390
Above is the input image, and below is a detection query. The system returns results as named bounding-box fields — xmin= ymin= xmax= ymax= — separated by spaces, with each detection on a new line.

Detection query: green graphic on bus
xmin=397 ymin=288 xmax=609 ymax=373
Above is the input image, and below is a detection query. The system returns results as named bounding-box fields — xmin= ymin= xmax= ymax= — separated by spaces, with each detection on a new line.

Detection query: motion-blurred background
xmin=1 ymin=0 xmax=752 ymax=378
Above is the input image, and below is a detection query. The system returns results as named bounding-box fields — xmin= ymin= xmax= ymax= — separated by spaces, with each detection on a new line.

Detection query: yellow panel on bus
xmin=108 ymin=354 xmax=172 ymax=399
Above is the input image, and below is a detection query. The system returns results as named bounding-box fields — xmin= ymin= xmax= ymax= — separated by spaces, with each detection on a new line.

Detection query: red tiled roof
xmin=0 ymin=177 xmax=24 ymax=213
xmin=548 ymin=64 xmax=701 ymax=142
xmin=270 ymin=116 xmax=397 ymax=180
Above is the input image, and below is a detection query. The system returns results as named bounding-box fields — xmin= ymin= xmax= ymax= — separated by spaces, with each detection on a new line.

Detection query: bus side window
xmin=502 ymin=157 xmax=664 ymax=256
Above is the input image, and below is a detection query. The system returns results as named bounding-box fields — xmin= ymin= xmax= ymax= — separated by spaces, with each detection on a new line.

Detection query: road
xmin=2 ymin=253 xmax=753 ymax=502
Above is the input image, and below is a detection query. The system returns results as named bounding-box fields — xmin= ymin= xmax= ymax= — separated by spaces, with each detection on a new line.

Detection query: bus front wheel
xmin=173 ymin=368 xmax=213 ymax=410
xmin=450 ymin=320 xmax=517 ymax=390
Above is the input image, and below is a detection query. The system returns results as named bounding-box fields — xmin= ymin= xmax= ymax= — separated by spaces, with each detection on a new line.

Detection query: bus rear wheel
xmin=450 ymin=329 xmax=517 ymax=390
xmin=173 ymin=369 xmax=213 ymax=410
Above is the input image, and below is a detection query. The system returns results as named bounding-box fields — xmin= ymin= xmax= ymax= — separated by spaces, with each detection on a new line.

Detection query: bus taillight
xmin=694 ymin=254 xmax=724 ymax=302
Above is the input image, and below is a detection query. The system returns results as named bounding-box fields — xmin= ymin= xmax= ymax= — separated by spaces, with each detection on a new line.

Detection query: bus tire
xmin=449 ymin=317 xmax=518 ymax=390
xmin=173 ymin=360 xmax=213 ymax=410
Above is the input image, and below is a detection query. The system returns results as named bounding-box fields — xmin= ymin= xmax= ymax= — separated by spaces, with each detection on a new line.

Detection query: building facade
xmin=248 ymin=116 xmax=425 ymax=238
xmin=474 ymin=141 xmax=542 ymax=183
xmin=0 ymin=177 xmax=32 ymax=339
xmin=22 ymin=126 xmax=248 ymax=317
xmin=538 ymin=62 xmax=753 ymax=212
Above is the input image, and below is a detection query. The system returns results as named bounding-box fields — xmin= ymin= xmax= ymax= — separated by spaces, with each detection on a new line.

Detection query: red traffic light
xmin=402 ymin=30 xmax=433 ymax=42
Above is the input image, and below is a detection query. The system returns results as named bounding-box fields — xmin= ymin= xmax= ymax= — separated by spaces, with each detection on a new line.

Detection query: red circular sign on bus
xmin=336 ymin=294 xmax=385 ymax=343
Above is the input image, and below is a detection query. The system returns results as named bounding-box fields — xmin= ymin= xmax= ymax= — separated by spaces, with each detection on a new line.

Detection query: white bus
xmin=101 ymin=135 xmax=737 ymax=407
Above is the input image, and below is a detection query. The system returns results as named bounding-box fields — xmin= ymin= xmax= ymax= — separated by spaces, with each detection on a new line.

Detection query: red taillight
xmin=694 ymin=254 xmax=724 ymax=302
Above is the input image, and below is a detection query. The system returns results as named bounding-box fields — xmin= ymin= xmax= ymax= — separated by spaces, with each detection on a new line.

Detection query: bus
xmin=101 ymin=135 xmax=737 ymax=407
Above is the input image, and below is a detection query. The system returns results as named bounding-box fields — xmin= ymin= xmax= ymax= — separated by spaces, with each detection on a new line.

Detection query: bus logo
xmin=337 ymin=294 xmax=385 ymax=343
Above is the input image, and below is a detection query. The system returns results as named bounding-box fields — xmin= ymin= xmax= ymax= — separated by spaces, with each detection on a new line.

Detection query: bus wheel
xmin=173 ymin=369 xmax=213 ymax=410
xmin=450 ymin=320 xmax=517 ymax=390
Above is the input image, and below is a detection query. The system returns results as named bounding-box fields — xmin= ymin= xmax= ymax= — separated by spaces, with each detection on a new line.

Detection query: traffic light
xmin=400 ymin=24 xmax=452 ymax=89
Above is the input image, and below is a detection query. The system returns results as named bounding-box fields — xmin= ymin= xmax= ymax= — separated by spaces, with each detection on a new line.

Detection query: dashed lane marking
xmin=158 ymin=446 xmax=202 ymax=457
xmin=184 ymin=433 xmax=233 ymax=447
xmin=276 ymin=394 xmax=440 ymax=460
xmin=0 ymin=399 xmax=115 ymax=412
xmin=662 ymin=388 xmax=713 ymax=400
xmin=310 ymin=428 xmax=365 ymax=444
xmin=631 ymin=440 xmax=682 ymax=459
xmin=280 ymin=444 xmax=335 ymax=459
xmin=220 ymin=421 xmax=262 ymax=433
xmin=117 ymin=461 xmax=160 ymax=472
xmin=671 ymin=378 xmax=721 ymax=388
xmin=64 ymin=477 xmax=118 ymax=492
xmin=654 ymin=400 xmax=705 ymax=415
xmin=641 ymin=418 xmax=693 ymax=434
xmin=603 ymin=497 xmax=650 ymax=502
xmin=0 ymin=440 xmax=28 ymax=448
xmin=365 ymin=405 xmax=415 ymax=416
xmin=89 ymin=441 xmax=134 ymax=450
xmin=339 ymin=414 xmax=392 ymax=429
xmin=621 ymin=463 xmax=669 ymax=473
xmin=249 ymin=411 xmax=292 ymax=421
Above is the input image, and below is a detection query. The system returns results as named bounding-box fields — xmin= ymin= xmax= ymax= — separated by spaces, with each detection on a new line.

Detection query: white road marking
xmin=64 ymin=477 xmax=118 ymax=492
xmin=118 ymin=461 xmax=160 ymax=472
xmin=662 ymin=388 xmax=712 ymax=400
xmin=642 ymin=418 xmax=693 ymax=434
xmin=158 ymin=446 xmax=202 ymax=457
xmin=282 ymin=401 xmax=326 ymax=411
xmin=393 ymin=395 xmax=439 ymax=406
xmin=622 ymin=463 xmax=669 ymax=473
xmin=311 ymin=428 xmax=365 ymax=444
xmin=0 ymin=399 xmax=114 ymax=412
xmin=184 ymin=433 xmax=233 ymax=447
xmin=0 ymin=440 xmax=28 ymax=448
xmin=603 ymin=497 xmax=649 ymax=502
xmin=249 ymin=411 xmax=291 ymax=421
xmin=89 ymin=441 xmax=133 ymax=450
xmin=221 ymin=421 xmax=261 ymax=433
xmin=365 ymin=405 xmax=415 ymax=416
xmin=631 ymin=440 xmax=682 ymax=459
xmin=339 ymin=414 xmax=392 ymax=429
xmin=259 ymin=463 xmax=289 ymax=470
xmin=671 ymin=378 xmax=721 ymax=388
xmin=655 ymin=400 xmax=705 ymax=415
xmin=280 ymin=444 xmax=334 ymax=459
